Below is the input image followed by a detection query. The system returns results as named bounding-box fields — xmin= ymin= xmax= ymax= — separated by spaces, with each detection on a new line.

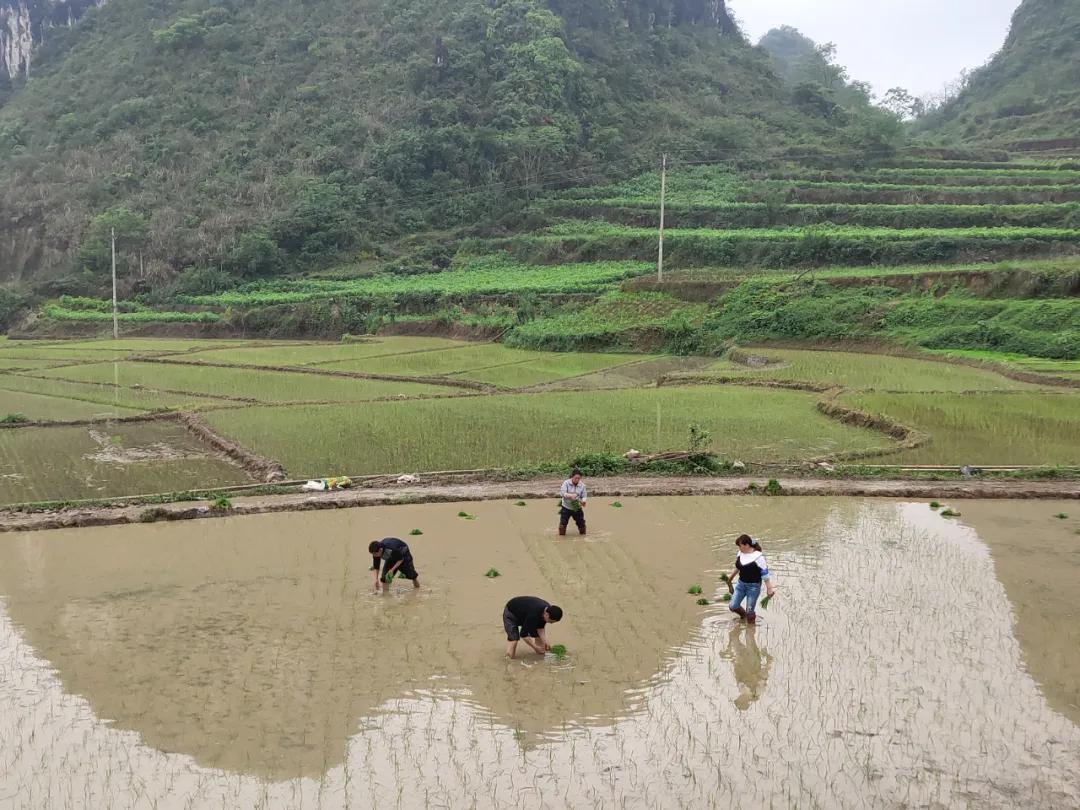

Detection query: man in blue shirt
xmin=558 ymin=468 xmax=587 ymax=536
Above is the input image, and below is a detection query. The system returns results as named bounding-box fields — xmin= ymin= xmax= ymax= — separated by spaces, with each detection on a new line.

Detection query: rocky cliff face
xmin=1 ymin=0 xmax=103 ymax=78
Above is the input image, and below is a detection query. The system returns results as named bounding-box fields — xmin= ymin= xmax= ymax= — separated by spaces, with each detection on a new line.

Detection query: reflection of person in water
xmin=729 ymin=624 xmax=772 ymax=711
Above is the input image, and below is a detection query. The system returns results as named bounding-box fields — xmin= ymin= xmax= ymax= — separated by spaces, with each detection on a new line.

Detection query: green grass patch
xmin=186 ymin=337 xmax=466 ymax=367
xmin=924 ymin=349 xmax=1080 ymax=378
xmin=318 ymin=344 xmax=549 ymax=377
xmin=202 ymin=386 xmax=891 ymax=477
xmin=36 ymin=362 xmax=450 ymax=403
xmin=456 ymin=352 xmax=645 ymax=388
xmin=704 ymin=348 xmax=1042 ymax=392
xmin=0 ymin=388 xmax=143 ymax=421
xmin=841 ymin=391 xmax=1080 ymax=465
xmin=0 ymin=373 xmax=219 ymax=411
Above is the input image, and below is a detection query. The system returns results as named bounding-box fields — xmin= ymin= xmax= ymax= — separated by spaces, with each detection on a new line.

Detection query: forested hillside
xmin=916 ymin=0 xmax=1080 ymax=147
xmin=0 ymin=0 xmax=900 ymax=296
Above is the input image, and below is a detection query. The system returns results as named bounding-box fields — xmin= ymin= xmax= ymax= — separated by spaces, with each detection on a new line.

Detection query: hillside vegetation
xmin=917 ymin=0 xmax=1080 ymax=148
xmin=0 ymin=0 xmax=902 ymax=296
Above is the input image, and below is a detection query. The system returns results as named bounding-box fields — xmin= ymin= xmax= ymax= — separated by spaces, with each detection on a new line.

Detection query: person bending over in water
xmin=727 ymin=534 xmax=774 ymax=625
xmin=504 ymin=596 xmax=562 ymax=658
xmin=369 ymin=537 xmax=420 ymax=592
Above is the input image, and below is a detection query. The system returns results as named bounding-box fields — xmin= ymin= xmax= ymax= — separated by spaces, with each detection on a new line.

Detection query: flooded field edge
xmin=0 ymin=497 xmax=1077 ymax=809
xmin=0 ymin=475 xmax=1076 ymax=533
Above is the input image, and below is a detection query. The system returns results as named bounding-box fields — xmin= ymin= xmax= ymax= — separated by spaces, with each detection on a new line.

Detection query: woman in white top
xmin=727 ymin=534 xmax=775 ymax=625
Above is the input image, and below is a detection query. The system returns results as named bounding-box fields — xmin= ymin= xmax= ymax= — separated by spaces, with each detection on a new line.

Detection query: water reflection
xmin=726 ymin=624 xmax=772 ymax=710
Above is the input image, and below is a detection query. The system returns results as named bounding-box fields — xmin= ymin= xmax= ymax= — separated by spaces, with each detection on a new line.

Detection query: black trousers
xmin=559 ymin=506 xmax=586 ymax=533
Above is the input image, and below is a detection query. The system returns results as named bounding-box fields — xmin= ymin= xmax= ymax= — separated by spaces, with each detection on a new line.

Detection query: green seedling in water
xmin=688 ymin=585 xmax=703 ymax=595
xmin=720 ymin=573 xmax=730 ymax=583
xmin=515 ymin=501 xmax=527 ymax=506
xmin=696 ymin=598 xmax=710 ymax=606
xmin=458 ymin=511 xmax=477 ymax=520
xmin=765 ymin=479 xmax=783 ymax=496
xmin=930 ymin=501 xmax=941 ymax=510
xmin=720 ymin=593 xmax=732 ymax=602
xmin=409 ymin=529 xmax=423 ymax=535
xmin=940 ymin=509 xmax=961 ymax=518
xmin=550 ymin=644 xmax=568 ymax=660
xmin=211 ymin=495 xmax=232 ymax=511
xmin=484 ymin=568 xmax=500 ymax=578
xmin=1054 ymin=513 xmax=1068 ymax=520
xmin=760 ymin=595 xmax=773 ymax=610
xmin=611 ymin=501 xmax=623 ymax=508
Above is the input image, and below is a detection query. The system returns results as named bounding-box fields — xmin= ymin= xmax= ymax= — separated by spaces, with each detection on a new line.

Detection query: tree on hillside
xmin=880 ymin=87 xmax=921 ymax=120
xmin=77 ymin=207 xmax=149 ymax=277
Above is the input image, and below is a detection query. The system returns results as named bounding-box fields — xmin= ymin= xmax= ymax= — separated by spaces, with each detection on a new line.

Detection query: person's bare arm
xmin=537 ymin=627 xmax=551 ymax=651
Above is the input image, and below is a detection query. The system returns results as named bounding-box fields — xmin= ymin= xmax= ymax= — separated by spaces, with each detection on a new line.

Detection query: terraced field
xmin=7 ymin=156 xmax=1080 ymax=501
xmin=0 ymin=333 xmax=1076 ymax=505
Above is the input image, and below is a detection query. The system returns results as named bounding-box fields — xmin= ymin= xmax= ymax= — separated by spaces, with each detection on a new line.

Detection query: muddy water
xmin=0 ymin=498 xmax=1077 ymax=809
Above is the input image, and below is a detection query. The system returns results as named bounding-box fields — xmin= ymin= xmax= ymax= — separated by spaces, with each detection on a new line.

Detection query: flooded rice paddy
xmin=0 ymin=497 xmax=1077 ymax=809
xmin=0 ymin=421 xmax=251 ymax=504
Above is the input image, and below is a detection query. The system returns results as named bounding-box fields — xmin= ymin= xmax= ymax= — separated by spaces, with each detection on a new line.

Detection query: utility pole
xmin=657 ymin=153 xmax=667 ymax=283
xmin=111 ymin=227 xmax=119 ymax=340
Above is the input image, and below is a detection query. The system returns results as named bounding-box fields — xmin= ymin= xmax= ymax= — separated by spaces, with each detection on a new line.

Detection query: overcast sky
xmin=729 ymin=0 xmax=1021 ymax=98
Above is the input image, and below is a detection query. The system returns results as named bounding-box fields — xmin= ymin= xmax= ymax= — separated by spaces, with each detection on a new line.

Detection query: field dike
xmin=813 ymin=399 xmax=928 ymax=462
xmin=176 ymin=412 xmax=287 ymax=483
xmin=1 ymin=476 xmax=1077 ymax=533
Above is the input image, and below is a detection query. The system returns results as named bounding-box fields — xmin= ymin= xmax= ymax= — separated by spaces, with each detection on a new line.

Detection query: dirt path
xmin=1 ymin=475 xmax=1076 ymax=533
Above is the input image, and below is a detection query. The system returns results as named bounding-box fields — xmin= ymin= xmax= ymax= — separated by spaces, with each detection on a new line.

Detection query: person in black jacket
xmin=369 ymin=538 xmax=420 ymax=592
xmin=503 ymin=596 xmax=563 ymax=658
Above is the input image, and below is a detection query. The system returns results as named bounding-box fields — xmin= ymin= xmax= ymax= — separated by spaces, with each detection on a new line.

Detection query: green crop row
xmin=506 ymin=281 xmax=1080 ymax=360
xmin=873 ymin=166 xmax=1080 ymax=180
xmin=56 ymin=296 xmax=149 ymax=313
xmin=777 ymin=170 xmax=1080 ymax=187
xmin=492 ymin=222 xmax=1080 ymax=269
xmin=183 ymin=257 xmax=651 ymax=308
xmin=506 ymin=293 xmax=710 ymax=353
xmin=543 ymin=200 xmax=1080 ymax=230
xmin=541 ymin=222 xmax=1080 ymax=242
xmin=43 ymin=304 xmax=220 ymax=323
xmin=551 ymin=166 xmax=740 ymax=206
xmin=771 ymin=182 xmax=1080 ymax=205
xmin=707 ymin=282 xmax=1080 ymax=359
